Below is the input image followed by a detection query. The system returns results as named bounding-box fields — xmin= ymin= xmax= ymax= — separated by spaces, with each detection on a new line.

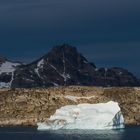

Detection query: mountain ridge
xmin=0 ymin=44 xmax=139 ymax=88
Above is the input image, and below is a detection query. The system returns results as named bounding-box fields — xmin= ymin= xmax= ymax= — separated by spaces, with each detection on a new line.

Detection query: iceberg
xmin=37 ymin=101 xmax=125 ymax=130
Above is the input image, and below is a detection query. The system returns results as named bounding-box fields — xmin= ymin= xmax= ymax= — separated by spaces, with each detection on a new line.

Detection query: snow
xmin=105 ymin=68 xmax=108 ymax=72
xmin=34 ymin=59 xmax=44 ymax=78
xmin=52 ymin=82 xmax=59 ymax=86
xmin=61 ymin=74 xmax=71 ymax=80
xmin=83 ymin=59 xmax=89 ymax=64
xmin=0 ymin=71 xmax=15 ymax=88
xmin=49 ymin=64 xmax=71 ymax=81
xmin=0 ymin=61 xmax=21 ymax=88
xmin=34 ymin=68 xmax=41 ymax=78
xmin=0 ymin=61 xmax=20 ymax=74
xmin=119 ymin=72 xmax=123 ymax=75
xmin=95 ymin=68 xmax=98 ymax=71
xmin=9 ymin=71 xmax=14 ymax=86
xmin=37 ymin=59 xmax=44 ymax=68
xmin=37 ymin=101 xmax=125 ymax=130
xmin=22 ymin=78 xmax=35 ymax=82
xmin=50 ymin=64 xmax=57 ymax=70
xmin=0 ymin=82 xmax=10 ymax=88
xmin=65 ymin=95 xmax=95 ymax=102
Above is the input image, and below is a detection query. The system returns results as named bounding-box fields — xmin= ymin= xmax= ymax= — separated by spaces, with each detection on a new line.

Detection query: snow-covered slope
xmin=0 ymin=61 xmax=20 ymax=74
xmin=37 ymin=101 xmax=125 ymax=130
xmin=0 ymin=60 xmax=21 ymax=88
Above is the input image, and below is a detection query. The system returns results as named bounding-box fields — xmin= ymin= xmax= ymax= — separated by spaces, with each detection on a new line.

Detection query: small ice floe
xmin=37 ymin=101 xmax=125 ymax=130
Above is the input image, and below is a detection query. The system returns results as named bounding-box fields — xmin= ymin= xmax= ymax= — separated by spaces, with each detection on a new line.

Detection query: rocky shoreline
xmin=0 ymin=86 xmax=140 ymax=126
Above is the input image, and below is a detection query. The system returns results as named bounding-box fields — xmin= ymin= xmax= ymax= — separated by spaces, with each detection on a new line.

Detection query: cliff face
xmin=0 ymin=86 xmax=140 ymax=126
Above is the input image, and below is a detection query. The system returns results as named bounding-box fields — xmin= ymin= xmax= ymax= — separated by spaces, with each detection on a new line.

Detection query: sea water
xmin=0 ymin=126 xmax=139 ymax=140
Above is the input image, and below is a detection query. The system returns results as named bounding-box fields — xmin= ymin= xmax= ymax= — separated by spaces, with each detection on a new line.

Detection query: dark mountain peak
xmin=36 ymin=44 xmax=79 ymax=64
xmin=40 ymin=44 xmax=96 ymax=69
xmin=11 ymin=44 xmax=97 ymax=88
xmin=46 ymin=44 xmax=79 ymax=60
xmin=51 ymin=44 xmax=77 ymax=53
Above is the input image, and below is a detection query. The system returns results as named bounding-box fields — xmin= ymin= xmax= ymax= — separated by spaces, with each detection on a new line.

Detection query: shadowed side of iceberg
xmin=37 ymin=101 xmax=125 ymax=130
xmin=112 ymin=111 xmax=125 ymax=129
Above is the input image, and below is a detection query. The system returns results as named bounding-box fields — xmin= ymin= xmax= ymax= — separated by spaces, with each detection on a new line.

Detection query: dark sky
xmin=0 ymin=0 xmax=140 ymax=77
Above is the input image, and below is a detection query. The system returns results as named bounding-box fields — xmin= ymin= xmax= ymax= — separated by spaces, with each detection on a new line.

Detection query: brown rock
xmin=0 ymin=86 xmax=140 ymax=126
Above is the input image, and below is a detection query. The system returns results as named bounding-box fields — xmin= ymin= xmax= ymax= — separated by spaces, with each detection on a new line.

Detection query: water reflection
xmin=39 ymin=129 xmax=125 ymax=140
xmin=0 ymin=126 xmax=140 ymax=140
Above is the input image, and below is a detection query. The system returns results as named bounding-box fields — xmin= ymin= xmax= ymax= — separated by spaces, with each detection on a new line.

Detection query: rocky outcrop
xmin=0 ymin=86 xmax=140 ymax=126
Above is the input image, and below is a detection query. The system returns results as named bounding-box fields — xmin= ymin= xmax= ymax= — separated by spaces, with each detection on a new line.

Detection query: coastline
xmin=0 ymin=86 xmax=140 ymax=126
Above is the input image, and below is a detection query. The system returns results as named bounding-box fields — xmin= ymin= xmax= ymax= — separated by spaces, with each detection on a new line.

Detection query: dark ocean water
xmin=0 ymin=126 xmax=139 ymax=140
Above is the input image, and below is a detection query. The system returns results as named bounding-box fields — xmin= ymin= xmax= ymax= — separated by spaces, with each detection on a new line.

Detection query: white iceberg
xmin=37 ymin=101 xmax=125 ymax=130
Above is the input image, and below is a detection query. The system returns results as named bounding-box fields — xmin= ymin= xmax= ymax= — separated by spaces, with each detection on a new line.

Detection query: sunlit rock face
xmin=37 ymin=101 xmax=125 ymax=130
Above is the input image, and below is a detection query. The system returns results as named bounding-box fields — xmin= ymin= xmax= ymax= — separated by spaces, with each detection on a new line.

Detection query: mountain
xmin=93 ymin=67 xmax=139 ymax=86
xmin=0 ymin=57 xmax=21 ymax=88
xmin=0 ymin=44 xmax=139 ymax=88
xmin=12 ymin=44 xmax=96 ymax=88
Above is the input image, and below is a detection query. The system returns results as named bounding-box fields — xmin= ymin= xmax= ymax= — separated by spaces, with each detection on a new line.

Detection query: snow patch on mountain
xmin=61 ymin=73 xmax=71 ymax=80
xmin=37 ymin=59 xmax=44 ymax=68
xmin=37 ymin=101 xmax=125 ymax=130
xmin=0 ymin=82 xmax=10 ymax=88
xmin=34 ymin=59 xmax=44 ymax=78
xmin=0 ymin=61 xmax=20 ymax=74
xmin=83 ymin=59 xmax=89 ymax=64
xmin=0 ymin=61 xmax=21 ymax=88
xmin=51 ymin=82 xmax=59 ymax=86
xmin=49 ymin=64 xmax=71 ymax=82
